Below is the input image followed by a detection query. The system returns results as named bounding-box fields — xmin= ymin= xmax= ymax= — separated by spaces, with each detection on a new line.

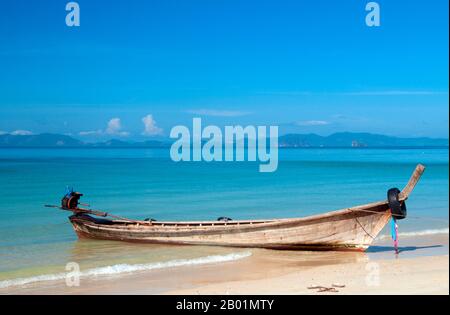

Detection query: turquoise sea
xmin=0 ymin=148 xmax=448 ymax=288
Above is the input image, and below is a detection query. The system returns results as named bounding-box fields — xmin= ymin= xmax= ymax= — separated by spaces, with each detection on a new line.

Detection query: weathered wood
xmin=67 ymin=164 xmax=424 ymax=251
xmin=399 ymin=164 xmax=425 ymax=200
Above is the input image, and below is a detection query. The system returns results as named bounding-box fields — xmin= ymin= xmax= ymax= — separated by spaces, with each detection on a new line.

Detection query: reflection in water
xmin=67 ymin=238 xmax=249 ymax=271
xmin=67 ymin=238 xmax=370 ymax=276
xmin=252 ymin=248 xmax=368 ymax=269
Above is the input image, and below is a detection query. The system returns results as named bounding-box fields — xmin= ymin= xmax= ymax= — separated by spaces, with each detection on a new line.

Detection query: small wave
xmin=378 ymin=228 xmax=449 ymax=240
xmin=0 ymin=251 xmax=252 ymax=289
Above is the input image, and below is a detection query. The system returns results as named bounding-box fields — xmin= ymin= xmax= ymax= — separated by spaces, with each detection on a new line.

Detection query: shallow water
xmin=0 ymin=148 xmax=448 ymax=287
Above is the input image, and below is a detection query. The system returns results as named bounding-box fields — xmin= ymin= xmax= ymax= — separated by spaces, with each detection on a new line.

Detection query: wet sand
xmin=1 ymin=234 xmax=448 ymax=295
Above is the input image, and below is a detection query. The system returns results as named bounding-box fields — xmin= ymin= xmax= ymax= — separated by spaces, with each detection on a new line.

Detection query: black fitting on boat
xmin=217 ymin=217 xmax=232 ymax=222
xmin=387 ymin=188 xmax=407 ymax=220
xmin=61 ymin=191 xmax=83 ymax=210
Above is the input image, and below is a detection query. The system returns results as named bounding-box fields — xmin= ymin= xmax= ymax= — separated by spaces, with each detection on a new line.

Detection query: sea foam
xmin=0 ymin=251 xmax=252 ymax=289
xmin=377 ymin=228 xmax=449 ymax=240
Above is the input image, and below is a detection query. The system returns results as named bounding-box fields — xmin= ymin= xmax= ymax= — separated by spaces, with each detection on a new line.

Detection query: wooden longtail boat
xmin=51 ymin=164 xmax=425 ymax=251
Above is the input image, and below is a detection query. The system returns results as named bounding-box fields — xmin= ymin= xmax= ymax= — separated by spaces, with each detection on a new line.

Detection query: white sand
xmin=168 ymin=255 xmax=449 ymax=295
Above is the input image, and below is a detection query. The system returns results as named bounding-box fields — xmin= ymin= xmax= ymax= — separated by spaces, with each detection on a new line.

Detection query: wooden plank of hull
xmin=70 ymin=204 xmax=392 ymax=251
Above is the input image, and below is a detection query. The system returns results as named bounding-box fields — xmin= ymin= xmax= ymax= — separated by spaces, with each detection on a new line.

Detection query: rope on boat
xmin=349 ymin=208 xmax=449 ymax=222
xmin=102 ymin=213 xmax=143 ymax=223
xmin=354 ymin=217 xmax=376 ymax=239
xmin=350 ymin=206 xmax=448 ymax=245
xmin=391 ymin=218 xmax=399 ymax=253
xmin=45 ymin=204 xmax=143 ymax=224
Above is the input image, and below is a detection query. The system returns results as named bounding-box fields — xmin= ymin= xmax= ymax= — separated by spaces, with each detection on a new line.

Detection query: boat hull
xmin=65 ymin=164 xmax=427 ymax=251
xmin=69 ymin=203 xmax=392 ymax=251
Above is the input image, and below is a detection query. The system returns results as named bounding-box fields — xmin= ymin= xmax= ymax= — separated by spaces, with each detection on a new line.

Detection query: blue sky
xmin=0 ymin=0 xmax=448 ymax=140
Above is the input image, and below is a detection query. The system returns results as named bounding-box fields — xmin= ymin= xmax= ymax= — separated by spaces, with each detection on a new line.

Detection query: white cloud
xmin=79 ymin=118 xmax=129 ymax=137
xmin=340 ymin=90 xmax=448 ymax=96
xmin=296 ymin=120 xmax=329 ymax=126
xmin=142 ymin=114 xmax=163 ymax=136
xmin=79 ymin=130 xmax=102 ymax=136
xmin=106 ymin=118 xmax=129 ymax=136
xmin=256 ymin=91 xmax=312 ymax=96
xmin=106 ymin=118 xmax=121 ymax=134
xmin=11 ymin=130 xmax=34 ymax=135
xmin=257 ymin=90 xmax=448 ymax=96
xmin=186 ymin=109 xmax=251 ymax=117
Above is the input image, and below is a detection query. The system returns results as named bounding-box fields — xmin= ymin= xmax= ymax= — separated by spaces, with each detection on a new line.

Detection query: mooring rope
xmin=349 ymin=208 xmax=449 ymax=222
xmin=354 ymin=216 xmax=376 ymax=239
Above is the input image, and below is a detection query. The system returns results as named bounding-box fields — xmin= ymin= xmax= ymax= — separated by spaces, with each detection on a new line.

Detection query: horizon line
xmin=1 ymin=131 xmax=449 ymax=141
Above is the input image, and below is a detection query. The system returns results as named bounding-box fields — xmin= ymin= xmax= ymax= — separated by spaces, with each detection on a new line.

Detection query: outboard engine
xmin=61 ymin=189 xmax=83 ymax=210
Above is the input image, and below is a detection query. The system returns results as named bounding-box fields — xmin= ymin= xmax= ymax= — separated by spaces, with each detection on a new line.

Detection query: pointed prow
xmin=399 ymin=164 xmax=426 ymax=201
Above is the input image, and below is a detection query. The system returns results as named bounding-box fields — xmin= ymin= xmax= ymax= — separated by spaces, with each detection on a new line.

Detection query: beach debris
xmin=307 ymin=284 xmax=345 ymax=293
xmin=318 ymin=287 xmax=339 ymax=293
xmin=307 ymin=285 xmax=324 ymax=290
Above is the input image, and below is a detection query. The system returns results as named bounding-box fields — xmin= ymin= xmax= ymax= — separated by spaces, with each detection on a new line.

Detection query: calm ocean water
xmin=0 ymin=148 xmax=448 ymax=287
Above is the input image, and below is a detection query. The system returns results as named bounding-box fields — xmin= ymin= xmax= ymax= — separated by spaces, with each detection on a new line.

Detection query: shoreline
xmin=0 ymin=233 xmax=448 ymax=295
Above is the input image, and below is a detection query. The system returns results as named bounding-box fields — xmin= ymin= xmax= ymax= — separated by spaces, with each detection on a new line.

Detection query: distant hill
xmin=0 ymin=132 xmax=448 ymax=148
xmin=0 ymin=133 xmax=84 ymax=147
xmin=278 ymin=132 xmax=449 ymax=148
xmin=86 ymin=139 xmax=170 ymax=148
xmin=0 ymin=133 xmax=171 ymax=148
xmin=0 ymin=133 xmax=169 ymax=148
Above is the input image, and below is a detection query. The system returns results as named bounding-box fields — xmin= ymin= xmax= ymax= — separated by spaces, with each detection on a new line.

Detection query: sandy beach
xmin=169 ymin=255 xmax=449 ymax=295
xmin=1 ymin=233 xmax=448 ymax=295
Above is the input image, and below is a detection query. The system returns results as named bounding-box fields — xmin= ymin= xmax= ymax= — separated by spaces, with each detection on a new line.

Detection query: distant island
xmin=0 ymin=133 xmax=170 ymax=148
xmin=0 ymin=132 xmax=448 ymax=148
xmin=278 ymin=132 xmax=449 ymax=148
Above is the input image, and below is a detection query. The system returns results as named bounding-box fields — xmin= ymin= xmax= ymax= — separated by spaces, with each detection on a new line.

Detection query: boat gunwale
xmin=69 ymin=163 xmax=425 ymax=231
xmin=66 ymin=164 xmax=425 ymax=251
xmin=71 ymin=199 xmax=391 ymax=232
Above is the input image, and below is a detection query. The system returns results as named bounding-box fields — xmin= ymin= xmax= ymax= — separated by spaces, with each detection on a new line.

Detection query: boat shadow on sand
xmin=366 ymin=244 xmax=443 ymax=253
